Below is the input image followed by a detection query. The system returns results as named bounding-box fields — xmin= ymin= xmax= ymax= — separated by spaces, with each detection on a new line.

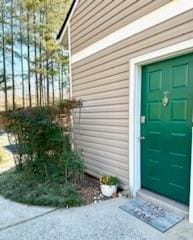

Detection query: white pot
xmin=100 ymin=184 xmax=117 ymax=197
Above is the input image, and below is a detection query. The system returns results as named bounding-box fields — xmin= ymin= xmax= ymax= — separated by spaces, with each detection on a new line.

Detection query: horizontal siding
xmin=73 ymin=128 xmax=128 ymax=141
xmin=74 ymin=123 xmax=127 ymax=136
xmin=73 ymin=130 xmax=128 ymax=146
xmin=73 ymin=118 xmax=128 ymax=127
xmin=73 ymin=72 xmax=128 ymax=89
xmin=74 ymin=80 xmax=128 ymax=97
xmin=79 ymin=96 xmax=129 ymax=107
xmin=71 ymin=8 xmax=193 ymax=186
xmin=75 ymin=112 xmax=128 ymax=120
xmin=71 ymin=0 xmax=138 ymax=39
xmin=72 ymin=0 xmax=112 ymax=25
xmin=71 ymin=0 xmax=172 ymax=54
xmin=72 ymin=10 xmax=193 ymax=72
xmin=73 ymin=88 xmax=129 ymax=101
xmin=75 ymin=139 xmax=128 ymax=157
xmin=73 ymin=64 xmax=129 ymax=83
xmin=83 ymin=158 xmax=128 ymax=184
xmin=72 ymin=0 xmax=91 ymax=19
xmin=77 ymin=104 xmax=128 ymax=113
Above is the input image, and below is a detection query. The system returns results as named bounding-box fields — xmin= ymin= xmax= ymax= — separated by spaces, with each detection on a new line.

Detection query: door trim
xmin=129 ymin=38 xmax=193 ymax=223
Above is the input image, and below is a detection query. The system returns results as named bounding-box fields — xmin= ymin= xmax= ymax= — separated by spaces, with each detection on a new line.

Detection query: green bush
xmin=3 ymin=105 xmax=84 ymax=182
xmin=1 ymin=101 xmax=85 ymax=207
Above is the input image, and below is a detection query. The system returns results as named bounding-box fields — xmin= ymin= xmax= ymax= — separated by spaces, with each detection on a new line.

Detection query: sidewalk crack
xmin=0 ymin=208 xmax=59 ymax=232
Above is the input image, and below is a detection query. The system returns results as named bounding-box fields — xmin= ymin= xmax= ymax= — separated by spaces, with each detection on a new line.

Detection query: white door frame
xmin=128 ymin=38 xmax=193 ymax=223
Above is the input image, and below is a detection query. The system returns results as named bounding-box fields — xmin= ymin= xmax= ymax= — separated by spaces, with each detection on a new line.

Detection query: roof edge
xmin=56 ymin=0 xmax=78 ymax=42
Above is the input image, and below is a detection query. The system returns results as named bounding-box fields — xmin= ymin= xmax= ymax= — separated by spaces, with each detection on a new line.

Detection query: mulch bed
xmin=75 ymin=174 xmax=112 ymax=205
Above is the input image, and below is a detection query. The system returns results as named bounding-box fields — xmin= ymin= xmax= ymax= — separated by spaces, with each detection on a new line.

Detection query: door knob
xmin=140 ymin=136 xmax=146 ymax=140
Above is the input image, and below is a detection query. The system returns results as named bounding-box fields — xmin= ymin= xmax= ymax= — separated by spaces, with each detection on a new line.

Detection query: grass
xmin=0 ymin=169 xmax=82 ymax=207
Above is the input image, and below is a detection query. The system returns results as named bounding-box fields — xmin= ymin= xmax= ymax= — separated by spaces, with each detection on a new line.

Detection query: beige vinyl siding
xmin=70 ymin=0 xmax=172 ymax=54
xmin=70 ymin=9 xmax=193 ymax=186
xmin=72 ymin=9 xmax=193 ymax=71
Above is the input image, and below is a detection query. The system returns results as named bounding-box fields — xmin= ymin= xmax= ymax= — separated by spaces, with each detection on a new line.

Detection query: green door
xmin=141 ymin=53 xmax=193 ymax=205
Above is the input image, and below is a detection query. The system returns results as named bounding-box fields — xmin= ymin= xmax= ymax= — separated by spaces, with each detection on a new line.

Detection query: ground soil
xmin=75 ymin=174 xmax=111 ymax=205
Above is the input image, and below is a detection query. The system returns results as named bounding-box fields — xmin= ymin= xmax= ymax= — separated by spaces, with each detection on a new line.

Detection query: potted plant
xmin=100 ymin=176 xmax=118 ymax=197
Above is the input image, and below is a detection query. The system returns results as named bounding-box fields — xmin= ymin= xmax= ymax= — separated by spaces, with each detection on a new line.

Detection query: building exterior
xmin=57 ymin=0 xmax=193 ymax=222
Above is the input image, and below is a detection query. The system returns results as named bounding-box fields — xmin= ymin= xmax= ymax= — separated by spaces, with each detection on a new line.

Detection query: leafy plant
xmin=1 ymin=100 xmax=85 ymax=207
xmin=3 ymin=100 xmax=84 ymax=182
xmin=100 ymin=176 xmax=119 ymax=186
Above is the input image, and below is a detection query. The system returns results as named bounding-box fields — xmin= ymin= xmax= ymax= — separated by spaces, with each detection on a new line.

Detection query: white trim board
xmin=129 ymin=38 xmax=193 ymax=223
xmin=57 ymin=0 xmax=79 ymax=44
xmin=67 ymin=24 xmax=75 ymax=151
xmin=68 ymin=25 xmax=73 ymax=98
xmin=71 ymin=0 xmax=193 ymax=64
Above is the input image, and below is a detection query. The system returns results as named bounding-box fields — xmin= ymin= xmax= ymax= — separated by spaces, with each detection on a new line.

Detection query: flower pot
xmin=100 ymin=184 xmax=117 ymax=197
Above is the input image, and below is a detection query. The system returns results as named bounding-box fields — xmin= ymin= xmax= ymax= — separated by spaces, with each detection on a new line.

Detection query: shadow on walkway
xmin=0 ymin=130 xmax=5 ymax=136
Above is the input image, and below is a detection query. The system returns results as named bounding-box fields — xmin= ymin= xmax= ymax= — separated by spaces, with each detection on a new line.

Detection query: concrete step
xmin=136 ymin=189 xmax=189 ymax=218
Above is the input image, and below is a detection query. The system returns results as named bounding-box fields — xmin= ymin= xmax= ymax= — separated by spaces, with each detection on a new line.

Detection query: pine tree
xmin=1 ymin=0 xmax=8 ymax=110
xmin=10 ymin=0 xmax=15 ymax=109
xmin=0 ymin=0 xmax=71 ymax=110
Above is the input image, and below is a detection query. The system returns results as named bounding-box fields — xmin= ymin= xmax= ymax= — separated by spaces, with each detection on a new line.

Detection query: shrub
xmin=3 ymin=100 xmax=84 ymax=182
xmin=1 ymin=100 xmax=85 ymax=207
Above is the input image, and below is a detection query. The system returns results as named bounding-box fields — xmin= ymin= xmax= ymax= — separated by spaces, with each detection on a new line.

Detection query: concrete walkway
xmin=0 ymin=196 xmax=192 ymax=240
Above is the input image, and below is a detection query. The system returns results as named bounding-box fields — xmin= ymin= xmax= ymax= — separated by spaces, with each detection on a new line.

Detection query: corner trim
xmin=68 ymin=24 xmax=75 ymax=151
xmin=68 ymin=25 xmax=73 ymax=98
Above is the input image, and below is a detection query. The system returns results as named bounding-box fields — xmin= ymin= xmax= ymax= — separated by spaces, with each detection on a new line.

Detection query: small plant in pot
xmin=100 ymin=176 xmax=118 ymax=197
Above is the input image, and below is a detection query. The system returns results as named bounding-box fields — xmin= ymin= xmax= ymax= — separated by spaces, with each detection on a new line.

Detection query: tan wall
xmin=70 ymin=3 xmax=193 ymax=185
xmin=71 ymin=0 xmax=172 ymax=54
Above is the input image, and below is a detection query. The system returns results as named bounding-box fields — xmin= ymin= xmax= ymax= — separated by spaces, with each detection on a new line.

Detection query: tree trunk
xmin=58 ymin=64 xmax=61 ymax=101
xmin=51 ymin=60 xmax=55 ymax=105
xmin=11 ymin=0 xmax=15 ymax=109
xmin=39 ymin=10 xmax=43 ymax=106
xmin=34 ymin=14 xmax=39 ymax=106
xmin=1 ymin=0 xmax=8 ymax=111
xmin=19 ymin=6 xmax=25 ymax=108
xmin=27 ymin=13 xmax=32 ymax=107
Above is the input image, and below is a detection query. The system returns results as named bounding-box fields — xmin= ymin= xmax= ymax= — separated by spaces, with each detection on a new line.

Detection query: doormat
xmin=119 ymin=198 xmax=184 ymax=233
